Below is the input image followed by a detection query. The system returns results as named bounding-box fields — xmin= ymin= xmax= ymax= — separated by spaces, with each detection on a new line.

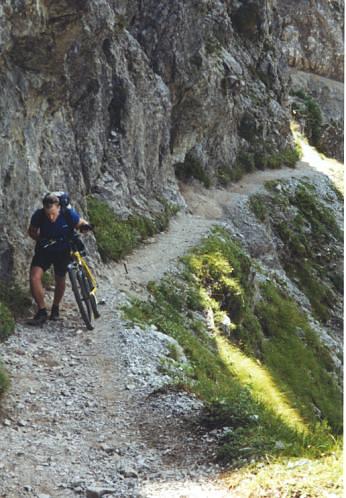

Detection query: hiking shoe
xmin=27 ymin=308 xmax=48 ymax=326
xmin=49 ymin=304 xmax=60 ymax=321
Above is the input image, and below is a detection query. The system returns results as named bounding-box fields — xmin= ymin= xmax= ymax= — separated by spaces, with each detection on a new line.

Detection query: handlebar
xmin=37 ymin=225 xmax=93 ymax=250
xmin=79 ymin=223 xmax=94 ymax=233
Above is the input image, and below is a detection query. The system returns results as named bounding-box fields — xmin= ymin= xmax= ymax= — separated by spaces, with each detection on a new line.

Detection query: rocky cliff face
xmin=0 ymin=0 xmax=177 ymax=280
xmin=278 ymin=0 xmax=344 ymax=82
xmin=278 ymin=0 xmax=344 ymax=160
xmin=0 ymin=0 xmax=292 ymax=280
xmin=0 ymin=0 xmax=343 ymax=281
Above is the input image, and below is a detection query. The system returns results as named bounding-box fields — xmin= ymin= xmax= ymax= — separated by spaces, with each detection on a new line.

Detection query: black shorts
xmin=31 ymin=249 xmax=71 ymax=277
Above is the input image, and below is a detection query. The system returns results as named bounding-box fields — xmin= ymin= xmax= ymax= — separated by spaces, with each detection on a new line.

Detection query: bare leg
xmin=30 ymin=266 xmax=46 ymax=309
xmin=53 ymin=274 xmax=66 ymax=306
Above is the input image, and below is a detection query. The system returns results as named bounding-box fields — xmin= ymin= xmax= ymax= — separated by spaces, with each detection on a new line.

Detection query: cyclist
xmin=27 ymin=193 xmax=90 ymax=326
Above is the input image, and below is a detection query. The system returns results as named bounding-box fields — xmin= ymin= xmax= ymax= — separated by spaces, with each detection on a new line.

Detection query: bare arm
xmin=28 ymin=225 xmax=40 ymax=241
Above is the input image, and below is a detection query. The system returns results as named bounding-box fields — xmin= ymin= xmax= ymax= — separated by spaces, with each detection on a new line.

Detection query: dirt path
xmin=106 ymin=139 xmax=343 ymax=295
xmin=0 ymin=142 xmax=343 ymax=498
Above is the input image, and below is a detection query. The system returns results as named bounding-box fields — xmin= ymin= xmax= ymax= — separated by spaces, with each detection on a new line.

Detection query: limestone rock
xmin=278 ymin=0 xmax=344 ymax=81
xmin=86 ymin=487 xmax=116 ymax=498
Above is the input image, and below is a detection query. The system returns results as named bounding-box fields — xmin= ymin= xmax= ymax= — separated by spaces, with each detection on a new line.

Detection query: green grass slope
xmin=123 ymin=224 xmax=342 ymax=496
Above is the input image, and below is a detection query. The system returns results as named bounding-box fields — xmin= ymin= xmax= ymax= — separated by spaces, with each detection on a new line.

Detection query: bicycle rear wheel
xmin=68 ymin=264 xmax=93 ymax=330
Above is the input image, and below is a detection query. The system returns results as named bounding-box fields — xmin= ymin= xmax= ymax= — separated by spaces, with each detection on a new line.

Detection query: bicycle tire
xmin=68 ymin=265 xmax=94 ymax=330
xmin=85 ymin=275 xmax=100 ymax=319
xmin=77 ymin=268 xmax=93 ymax=325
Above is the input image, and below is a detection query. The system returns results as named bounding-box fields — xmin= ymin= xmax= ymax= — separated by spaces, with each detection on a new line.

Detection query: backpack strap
xmin=61 ymin=206 xmax=76 ymax=233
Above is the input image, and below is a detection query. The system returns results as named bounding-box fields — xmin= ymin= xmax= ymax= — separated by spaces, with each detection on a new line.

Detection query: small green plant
xmin=166 ymin=342 xmax=181 ymax=361
xmin=256 ymin=146 xmax=301 ymax=170
xmin=291 ymin=90 xmax=323 ymax=147
xmin=0 ymin=302 xmax=15 ymax=341
xmin=175 ymin=153 xmax=211 ymax=188
xmin=205 ymin=37 xmax=222 ymax=55
xmin=42 ymin=269 xmax=54 ymax=289
xmin=264 ymin=179 xmax=280 ymax=191
xmin=0 ymin=362 xmax=9 ymax=398
xmin=249 ymin=195 xmax=267 ymax=222
xmin=0 ymin=300 xmax=13 ymax=399
xmin=217 ymin=165 xmax=236 ymax=186
xmin=237 ymin=151 xmax=256 ymax=173
xmin=292 ymin=184 xmax=342 ymax=240
xmin=305 ymin=98 xmax=322 ymax=146
xmin=217 ymin=151 xmax=256 ymax=186
xmin=0 ymin=281 xmax=31 ymax=318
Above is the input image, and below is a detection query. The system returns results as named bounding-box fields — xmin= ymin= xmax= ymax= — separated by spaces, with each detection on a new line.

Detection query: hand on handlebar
xmin=79 ymin=223 xmax=94 ymax=233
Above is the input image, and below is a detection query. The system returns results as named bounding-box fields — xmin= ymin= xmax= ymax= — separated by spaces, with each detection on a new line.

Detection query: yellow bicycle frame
xmin=71 ymin=250 xmax=98 ymax=295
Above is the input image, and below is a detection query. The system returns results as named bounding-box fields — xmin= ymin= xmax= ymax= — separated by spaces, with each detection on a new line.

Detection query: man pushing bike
xmin=27 ymin=192 xmax=91 ymax=326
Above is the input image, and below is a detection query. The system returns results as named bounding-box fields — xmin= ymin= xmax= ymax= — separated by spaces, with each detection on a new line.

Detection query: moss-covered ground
xmin=0 ymin=281 xmax=30 ymax=398
xmin=251 ymin=180 xmax=343 ymax=324
xmin=88 ymin=197 xmax=179 ymax=262
xmin=123 ymin=225 xmax=342 ymax=496
xmin=217 ymin=144 xmax=302 ymax=186
xmin=0 ymin=300 xmax=12 ymax=396
xmin=223 ymin=449 xmax=342 ymax=497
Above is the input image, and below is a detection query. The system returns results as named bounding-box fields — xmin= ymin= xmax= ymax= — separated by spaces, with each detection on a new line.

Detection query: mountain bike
xmin=67 ymin=230 xmax=100 ymax=330
xmin=40 ymin=229 xmax=100 ymax=330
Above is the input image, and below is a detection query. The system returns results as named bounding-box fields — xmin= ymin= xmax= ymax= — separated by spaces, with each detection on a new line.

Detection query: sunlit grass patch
xmin=215 ymin=333 xmax=307 ymax=434
xmin=256 ymin=282 xmax=342 ymax=432
xmin=222 ymin=446 xmax=343 ymax=498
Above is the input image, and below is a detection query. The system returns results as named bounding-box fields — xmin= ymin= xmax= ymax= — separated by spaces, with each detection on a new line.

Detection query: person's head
xmin=42 ymin=193 xmax=60 ymax=222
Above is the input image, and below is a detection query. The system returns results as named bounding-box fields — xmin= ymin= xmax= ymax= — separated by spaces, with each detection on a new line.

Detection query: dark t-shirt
xmin=30 ymin=208 xmax=80 ymax=252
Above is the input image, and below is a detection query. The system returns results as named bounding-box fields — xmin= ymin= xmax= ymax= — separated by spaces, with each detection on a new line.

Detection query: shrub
xmin=0 ymin=365 xmax=9 ymax=398
xmin=217 ymin=165 xmax=237 ymax=186
xmin=0 ymin=280 xmax=31 ymax=318
xmin=237 ymin=151 xmax=256 ymax=173
xmin=175 ymin=153 xmax=211 ymax=188
xmin=0 ymin=302 xmax=15 ymax=341
xmin=255 ymin=146 xmax=301 ymax=171
xmin=88 ymin=197 xmax=179 ymax=262
xmin=249 ymin=195 xmax=267 ymax=222
xmin=291 ymin=90 xmax=323 ymax=147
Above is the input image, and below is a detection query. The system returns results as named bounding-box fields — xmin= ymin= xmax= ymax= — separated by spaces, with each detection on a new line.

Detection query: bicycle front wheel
xmin=85 ymin=275 xmax=100 ymax=319
xmin=68 ymin=264 xmax=93 ymax=330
